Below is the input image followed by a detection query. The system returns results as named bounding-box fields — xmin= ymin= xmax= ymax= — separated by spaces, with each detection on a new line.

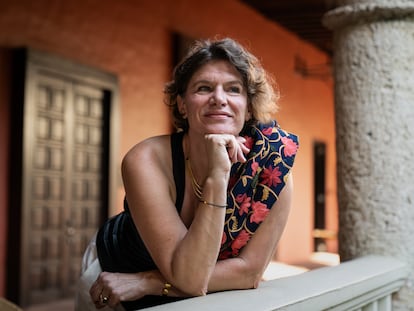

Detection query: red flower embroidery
xmin=281 ymin=136 xmax=298 ymax=157
xmin=228 ymin=175 xmax=238 ymax=189
xmin=250 ymin=201 xmax=270 ymax=223
xmin=219 ymin=250 xmax=232 ymax=260
xmin=262 ymin=127 xmax=273 ymax=136
xmin=231 ymin=230 xmax=251 ymax=256
xmin=236 ymin=193 xmax=251 ymax=216
xmin=251 ymin=161 xmax=259 ymax=175
xmin=261 ymin=165 xmax=282 ymax=187
xmin=244 ymin=136 xmax=254 ymax=150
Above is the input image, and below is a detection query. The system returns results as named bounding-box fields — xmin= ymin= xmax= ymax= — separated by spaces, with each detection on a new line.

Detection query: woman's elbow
xmin=245 ymin=268 xmax=264 ymax=289
xmin=174 ymin=278 xmax=209 ymax=297
xmin=252 ymin=275 xmax=262 ymax=289
xmin=179 ymin=286 xmax=208 ymax=297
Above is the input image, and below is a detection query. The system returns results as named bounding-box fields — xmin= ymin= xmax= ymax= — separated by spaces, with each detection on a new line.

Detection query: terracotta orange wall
xmin=0 ymin=0 xmax=337 ymax=294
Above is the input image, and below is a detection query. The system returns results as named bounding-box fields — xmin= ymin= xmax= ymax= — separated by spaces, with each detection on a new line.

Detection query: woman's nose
xmin=211 ymin=87 xmax=227 ymax=106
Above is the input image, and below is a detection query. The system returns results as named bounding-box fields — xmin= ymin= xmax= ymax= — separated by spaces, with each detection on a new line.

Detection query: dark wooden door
xmin=7 ymin=49 xmax=119 ymax=307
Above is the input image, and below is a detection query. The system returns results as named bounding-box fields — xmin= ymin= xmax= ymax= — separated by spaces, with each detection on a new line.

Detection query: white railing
xmin=144 ymin=256 xmax=408 ymax=311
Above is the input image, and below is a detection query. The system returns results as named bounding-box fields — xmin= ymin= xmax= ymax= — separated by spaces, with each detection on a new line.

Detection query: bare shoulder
xmin=122 ymin=135 xmax=171 ymax=177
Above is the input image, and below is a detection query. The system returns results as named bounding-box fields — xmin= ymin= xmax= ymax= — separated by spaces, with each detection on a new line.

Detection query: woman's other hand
xmin=89 ymin=270 xmax=161 ymax=308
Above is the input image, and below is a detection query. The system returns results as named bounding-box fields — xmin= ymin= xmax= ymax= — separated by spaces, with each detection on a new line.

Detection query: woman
xmin=76 ymin=37 xmax=299 ymax=310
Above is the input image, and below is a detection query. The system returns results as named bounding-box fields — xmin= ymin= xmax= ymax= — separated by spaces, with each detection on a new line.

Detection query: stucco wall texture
xmin=324 ymin=0 xmax=414 ymax=308
xmin=0 ymin=0 xmax=336 ymax=297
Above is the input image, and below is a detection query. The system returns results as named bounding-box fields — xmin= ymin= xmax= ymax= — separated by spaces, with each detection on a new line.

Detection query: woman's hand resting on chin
xmin=204 ymin=134 xmax=250 ymax=177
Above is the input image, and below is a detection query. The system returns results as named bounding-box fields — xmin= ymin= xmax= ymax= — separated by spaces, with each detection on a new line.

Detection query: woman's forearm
xmin=208 ymin=257 xmax=263 ymax=292
xmin=142 ymin=259 xmax=258 ymax=300
xmin=163 ymin=257 xmax=261 ymax=298
xmin=170 ymin=176 xmax=227 ymax=295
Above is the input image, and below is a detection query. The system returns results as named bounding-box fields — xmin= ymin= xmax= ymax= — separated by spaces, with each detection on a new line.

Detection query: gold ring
xmin=100 ymin=294 xmax=109 ymax=304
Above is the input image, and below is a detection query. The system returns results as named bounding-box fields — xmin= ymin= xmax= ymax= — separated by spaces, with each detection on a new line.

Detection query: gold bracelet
xmin=199 ymin=199 xmax=228 ymax=209
xmin=162 ymin=282 xmax=172 ymax=296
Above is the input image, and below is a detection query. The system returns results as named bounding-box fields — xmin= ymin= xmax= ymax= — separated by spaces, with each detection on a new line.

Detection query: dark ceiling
xmin=241 ymin=0 xmax=335 ymax=55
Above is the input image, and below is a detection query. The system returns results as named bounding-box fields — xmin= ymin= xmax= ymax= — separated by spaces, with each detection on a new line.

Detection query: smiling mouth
xmin=205 ymin=112 xmax=232 ymax=118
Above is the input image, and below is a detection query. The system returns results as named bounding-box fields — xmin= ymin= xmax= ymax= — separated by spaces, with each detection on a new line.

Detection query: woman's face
xmin=178 ymin=60 xmax=249 ymax=136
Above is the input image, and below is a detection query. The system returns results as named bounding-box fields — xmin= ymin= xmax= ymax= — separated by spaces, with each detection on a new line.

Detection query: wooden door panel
xmin=8 ymin=49 xmax=118 ymax=307
xmin=65 ymin=84 xmax=107 ymax=295
xmin=22 ymin=74 xmax=68 ymax=304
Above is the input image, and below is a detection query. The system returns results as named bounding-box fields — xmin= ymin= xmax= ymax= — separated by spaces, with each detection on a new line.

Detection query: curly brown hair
xmin=164 ymin=37 xmax=279 ymax=132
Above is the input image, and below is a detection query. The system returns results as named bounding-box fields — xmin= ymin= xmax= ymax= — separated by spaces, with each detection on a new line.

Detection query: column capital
xmin=323 ymin=2 xmax=414 ymax=30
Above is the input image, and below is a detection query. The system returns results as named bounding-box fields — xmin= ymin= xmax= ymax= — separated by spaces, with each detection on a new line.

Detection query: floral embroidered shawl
xmin=219 ymin=121 xmax=299 ymax=259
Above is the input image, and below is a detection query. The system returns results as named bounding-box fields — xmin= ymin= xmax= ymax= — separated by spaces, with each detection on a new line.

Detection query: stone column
xmin=323 ymin=0 xmax=414 ymax=309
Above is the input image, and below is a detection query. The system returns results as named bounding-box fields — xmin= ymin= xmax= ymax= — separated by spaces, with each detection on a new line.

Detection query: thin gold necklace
xmin=186 ymin=157 xmax=203 ymax=200
xmin=184 ymin=135 xmax=204 ymax=200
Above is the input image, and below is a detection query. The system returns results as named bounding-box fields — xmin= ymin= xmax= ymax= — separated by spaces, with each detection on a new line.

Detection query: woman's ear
xmin=177 ymin=95 xmax=187 ymax=119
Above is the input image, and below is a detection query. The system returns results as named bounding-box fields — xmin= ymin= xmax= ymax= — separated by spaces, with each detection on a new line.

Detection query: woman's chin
xmin=203 ymin=124 xmax=243 ymax=135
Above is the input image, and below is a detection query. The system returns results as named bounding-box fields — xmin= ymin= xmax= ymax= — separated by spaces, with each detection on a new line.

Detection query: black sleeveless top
xmin=96 ymin=132 xmax=185 ymax=310
xmin=94 ymin=122 xmax=300 ymax=310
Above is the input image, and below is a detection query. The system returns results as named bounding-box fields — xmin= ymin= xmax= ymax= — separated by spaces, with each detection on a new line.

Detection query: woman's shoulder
xmin=265 ymin=122 xmax=299 ymax=159
xmin=122 ymin=134 xmax=172 ymax=168
xmin=244 ymin=121 xmax=299 ymax=145
xmin=242 ymin=121 xmax=299 ymax=163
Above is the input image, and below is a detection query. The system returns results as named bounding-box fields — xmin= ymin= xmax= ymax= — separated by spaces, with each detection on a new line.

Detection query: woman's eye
xmin=228 ymin=86 xmax=242 ymax=93
xmin=197 ymin=85 xmax=211 ymax=92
